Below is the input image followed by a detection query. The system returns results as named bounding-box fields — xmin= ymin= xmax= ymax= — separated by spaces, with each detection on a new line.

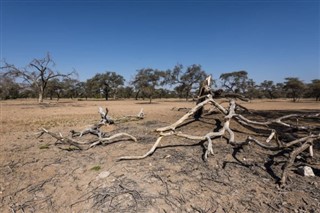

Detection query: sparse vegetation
xmin=90 ymin=165 xmax=101 ymax=171
xmin=39 ymin=144 xmax=50 ymax=149
xmin=2 ymin=54 xmax=318 ymax=102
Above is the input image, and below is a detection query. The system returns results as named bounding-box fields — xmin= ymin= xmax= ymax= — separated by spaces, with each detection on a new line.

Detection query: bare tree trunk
xmin=38 ymin=88 xmax=44 ymax=103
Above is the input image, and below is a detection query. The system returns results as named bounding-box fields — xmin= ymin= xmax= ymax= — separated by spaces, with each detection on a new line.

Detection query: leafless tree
xmin=1 ymin=53 xmax=76 ymax=103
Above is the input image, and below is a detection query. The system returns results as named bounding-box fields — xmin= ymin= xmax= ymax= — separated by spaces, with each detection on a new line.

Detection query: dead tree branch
xmin=118 ymin=93 xmax=320 ymax=186
xmin=39 ymin=107 xmax=142 ymax=150
xmin=39 ymin=128 xmax=137 ymax=150
xmin=119 ymin=98 xmax=237 ymax=161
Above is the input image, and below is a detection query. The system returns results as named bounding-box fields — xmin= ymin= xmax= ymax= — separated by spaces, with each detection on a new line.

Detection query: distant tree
xmin=117 ymin=86 xmax=134 ymax=99
xmin=274 ymin=83 xmax=285 ymax=98
xmin=219 ymin=70 xmax=248 ymax=94
xmin=46 ymin=78 xmax=63 ymax=101
xmin=155 ymin=88 xmax=173 ymax=99
xmin=86 ymin=72 xmax=125 ymax=100
xmin=283 ymin=77 xmax=305 ymax=102
xmin=62 ymin=78 xmax=81 ymax=99
xmin=174 ymin=83 xmax=187 ymax=99
xmin=131 ymin=68 xmax=165 ymax=103
xmin=307 ymin=79 xmax=320 ymax=101
xmin=85 ymin=75 xmax=102 ymax=98
xmin=260 ymin=80 xmax=277 ymax=99
xmin=0 ymin=74 xmax=21 ymax=99
xmin=1 ymin=53 xmax=76 ymax=103
xmin=105 ymin=72 xmax=125 ymax=99
xmin=166 ymin=64 xmax=207 ymax=101
xmin=19 ymin=86 xmax=37 ymax=98
xmin=74 ymin=81 xmax=87 ymax=99
xmin=246 ymin=79 xmax=261 ymax=99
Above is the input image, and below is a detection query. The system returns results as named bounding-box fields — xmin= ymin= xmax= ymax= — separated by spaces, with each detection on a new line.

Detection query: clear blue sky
xmin=1 ymin=0 xmax=319 ymax=85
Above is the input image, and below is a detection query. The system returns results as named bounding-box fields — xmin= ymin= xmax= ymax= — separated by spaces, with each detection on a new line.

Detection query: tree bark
xmin=38 ymin=88 xmax=44 ymax=103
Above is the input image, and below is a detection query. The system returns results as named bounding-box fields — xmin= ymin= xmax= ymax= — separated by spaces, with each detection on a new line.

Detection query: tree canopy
xmin=166 ymin=64 xmax=207 ymax=100
xmin=1 ymin=54 xmax=319 ymax=102
xmin=219 ymin=70 xmax=248 ymax=94
xmin=283 ymin=77 xmax=305 ymax=102
xmin=131 ymin=68 xmax=165 ymax=103
xmin=86 ymin=72 xmax=125 ymax=100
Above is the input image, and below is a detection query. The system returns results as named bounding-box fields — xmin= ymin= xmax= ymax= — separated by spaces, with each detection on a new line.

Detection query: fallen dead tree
xmin=38 ymin=107 xmax=144 ymax=150
xmin=118 ymin=93 xmax=320 ymax=187
xmin=70 ymin=107 xmax=144 ymax=138
xmin=38 ymin=128 xmax=137 ymax=150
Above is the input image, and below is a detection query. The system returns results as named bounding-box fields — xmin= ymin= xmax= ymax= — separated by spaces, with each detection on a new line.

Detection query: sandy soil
xmin=0 ymin=98 xmax=319 ymax=213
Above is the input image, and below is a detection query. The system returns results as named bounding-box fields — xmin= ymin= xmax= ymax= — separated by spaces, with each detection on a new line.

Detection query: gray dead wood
xmin=118 ymin=92 xmax=320 ymax=186
xmin=71 ymin=107 xmax=144 ymax=138
xmin=40 ymin=128 xmax=137 ymax=150
xmin=39 ymin=107 xmax=141 ymax=150
xmin=113 ymin=108 xmax=145 ymax=123
xmin=118 ymin=97 xmax=237 ymax=161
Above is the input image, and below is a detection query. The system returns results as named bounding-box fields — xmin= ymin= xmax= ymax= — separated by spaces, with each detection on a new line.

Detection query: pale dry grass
xmin=0 ymin=98 xmax=318 ymax=133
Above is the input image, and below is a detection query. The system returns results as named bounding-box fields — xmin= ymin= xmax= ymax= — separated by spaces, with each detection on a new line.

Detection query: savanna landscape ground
xmin=0 ymin=98 xmax=319 ymax=213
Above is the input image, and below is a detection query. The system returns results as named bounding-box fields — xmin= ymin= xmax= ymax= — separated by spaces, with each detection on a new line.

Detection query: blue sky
xmin=1 ymin=0 xmax=319 ymax=85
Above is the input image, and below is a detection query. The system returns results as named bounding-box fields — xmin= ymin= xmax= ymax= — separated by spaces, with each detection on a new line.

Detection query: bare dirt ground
xmin=0 ymin=98 xmax=319 ymax=213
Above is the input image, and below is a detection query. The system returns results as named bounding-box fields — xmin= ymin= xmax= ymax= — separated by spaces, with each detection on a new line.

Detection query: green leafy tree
xmin=260 ymin=80 xmax=277 ymax=99
xmin=307 ymin=79 xmax=320 ymax=101
xmin=274 ymin=83 xmax=285 ymax=98
xmin=85 ymin=75 xmax=102 ymax=98
xmin=74 ymin=81 xmax=87 ymax=99
xmin=174 ymin=83 xmax=187 ymax=99
xmin=219 ymin=70 xmax=248 ymax=93
xmin=246 ymin=79 xmax=261 ymax=99
xmin=117 ymin=86 xmax=134 ymax=99
xmin=131 ymin=68 xmax=165 ymax=103
xmin=62 ymin=78 xmax=81 ymax=99
xmin=166 ymin=64 xmax=207 ymax=101
xmin=86 ymin=72 xmax=125 ymax=100
xmin=46 ymin=78 xmax=63 ymax=100
xmin=0 ymin=74 xmax=21 ymax=99
xmin=283 ymin=77 xmax=305 ymax=102
xmin=104 ymin=72 xmax=125 ymax=99
xmin=155 ymin=88 xmax=173 ymax=99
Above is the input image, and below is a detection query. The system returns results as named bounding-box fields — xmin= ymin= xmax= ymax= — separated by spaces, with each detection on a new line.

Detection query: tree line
xmin=1 ymin=53 xmax=319 ymax=102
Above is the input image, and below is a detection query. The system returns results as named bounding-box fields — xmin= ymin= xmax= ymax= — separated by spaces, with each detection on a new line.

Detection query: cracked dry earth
xmin=1 ymin=99 xmax=319 ymax=213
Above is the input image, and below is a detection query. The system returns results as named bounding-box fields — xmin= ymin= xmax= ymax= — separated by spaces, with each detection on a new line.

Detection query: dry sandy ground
xmin=0 ymin=98 xmax=319 ymax=213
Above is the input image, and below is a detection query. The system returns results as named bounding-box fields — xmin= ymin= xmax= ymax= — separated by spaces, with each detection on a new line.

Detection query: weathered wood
xmin=118 ymin=91 xmax=320 ymax=186
xmin=119 ymin=98 xmax=238 ymax=161
xmin=280 ymin=138 xmax=314 ymax=187
xmin=117 ymin=137 xmax=164 ymax=161
xmin=41 ymin=107 xmax=141 ymax=150
xmin=40 ymin=128 xmax=137 ymax=150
